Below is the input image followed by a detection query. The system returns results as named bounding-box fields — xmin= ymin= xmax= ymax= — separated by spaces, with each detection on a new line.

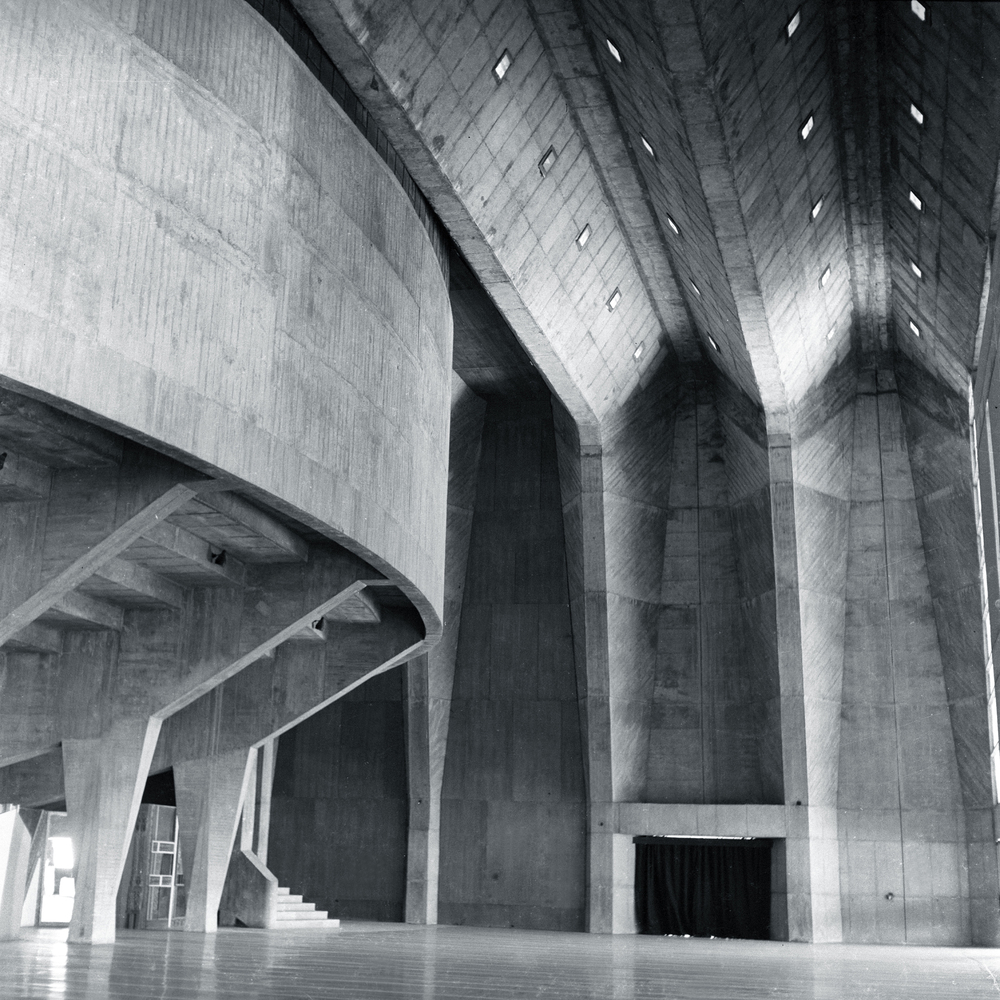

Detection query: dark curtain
xmin=634 ymin=838 xmax=772 ymax=940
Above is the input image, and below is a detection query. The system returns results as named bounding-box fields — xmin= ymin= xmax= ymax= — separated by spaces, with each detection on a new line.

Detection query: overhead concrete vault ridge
xmin=1 ymin=0 xmax=1000 ymax=954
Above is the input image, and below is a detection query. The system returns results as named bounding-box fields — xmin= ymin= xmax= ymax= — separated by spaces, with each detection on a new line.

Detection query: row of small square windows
xmin=493 ymin=50 xmax=641 ymax=352
xmin=605 ymin=8 xmax=850 ymax=352
xmin=489 ymin=0 xmax=931 ymax=352
xmin=906 ymin=0 xmax=929 ymax=338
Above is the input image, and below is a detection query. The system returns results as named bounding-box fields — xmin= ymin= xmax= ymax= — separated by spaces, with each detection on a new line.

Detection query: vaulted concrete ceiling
xmin=295 ymin=0 xmax=1000 ymax=423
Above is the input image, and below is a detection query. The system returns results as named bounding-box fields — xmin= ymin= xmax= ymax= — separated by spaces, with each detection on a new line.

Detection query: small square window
xmin=909 ymin=319 xmax=921 ymax=337
xmin=539 ymin=146 xmax=557 ymax=177
xmin=607 ymin=288 xmax=622 ymax=312
xmin=667 ymin=215 xmax=680 ymax=235
xmin=787 ymin=10 xmax=801 ymax=38
xmin=911 ymin=1 xmax=926 ymax=22
xmin=909 ymin=189 xmax=923 ymax=211
xmin=811 ymin=198 xmax=823 ymax=220
xmin=576 ymin=224 xmax=591 ymax=249
xmin=800 ymin=115 xmax=814 ymax=140
xmin=910 ymin=260 xmax=922 ymax=279
xmin=641 ymin=135 xmax=655 ymax=157
xmin=493 ymin=50 xmax=512 ymax=82
xmin=607 ymin=38 xmax=622 ymax=63
xmin=910 ymin=103 xmax=924 ymax=125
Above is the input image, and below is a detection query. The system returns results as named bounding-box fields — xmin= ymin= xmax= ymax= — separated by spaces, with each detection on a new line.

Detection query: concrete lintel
xmin=616 ymin=803 xmax=787 ymax=840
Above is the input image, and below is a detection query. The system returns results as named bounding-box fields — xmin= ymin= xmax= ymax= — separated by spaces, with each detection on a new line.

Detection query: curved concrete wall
xmin=0 ymin=0 xmax=452 ymax=624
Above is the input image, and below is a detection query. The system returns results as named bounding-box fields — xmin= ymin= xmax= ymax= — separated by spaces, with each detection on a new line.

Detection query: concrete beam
xmin=3 ymin=622 xmax=61 ymax=654
xmin=152 ymin=579 xmax=388 ymax=719
xmin=0 ymin=387 xmax=123 ymax=467
xmin=138 ymin=520 xmax=247 ymax=588
xmin=197 ymin=492 xmax=309 ymax=562
xmin=0 ymin=450 xmax=50 ymax=502
xmin=0 ymin=748 xmax=64 ymax=808
xmin=92 ymin=557 xmax=185 ymax=609
xmin=651 ymin=0 xmax=785 ymax=418
xmin=50 ymin=592 xmax=124 ymax=632
xmin=153 ymin=609 xmax=426 ymax=771
xmin=319 ymin=587 xmax=381 ymax=623
xmin=0 ymin=484 xmax=197 ymax=645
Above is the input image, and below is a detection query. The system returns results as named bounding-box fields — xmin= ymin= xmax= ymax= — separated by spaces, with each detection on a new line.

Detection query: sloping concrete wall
xmin=646 ymin=378 xmax=781 ymax=805
xmin=439 ymin=398 xmax=585 ymax=931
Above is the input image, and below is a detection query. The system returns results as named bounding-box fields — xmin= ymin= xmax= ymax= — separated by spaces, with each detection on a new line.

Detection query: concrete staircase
xmin=275 ymin=886 xmax=340 ymax=928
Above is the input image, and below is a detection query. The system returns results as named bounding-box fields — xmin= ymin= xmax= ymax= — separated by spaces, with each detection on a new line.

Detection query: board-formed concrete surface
xmin=4 ymin=0 xmax=1000 ymax=960
xmin=0 ymin=0 xmax=452 ymax=617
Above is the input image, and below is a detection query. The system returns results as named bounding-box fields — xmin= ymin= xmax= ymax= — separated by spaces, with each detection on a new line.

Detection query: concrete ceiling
xmin=292 ymin=0 xmax=1000 ymax=422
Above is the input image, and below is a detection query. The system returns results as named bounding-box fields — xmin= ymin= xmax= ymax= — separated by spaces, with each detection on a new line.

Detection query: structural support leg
xmin=404 ymin=655 xmax=442 ymax=924
xmin=769 ymin=431 xmax=843 ymax=942
xmin=0 ymin=808 xmax=34 ymax=940
xmin=256 ymin=740 xmax=275 ymax=865
xmin=63 ymin=717 xmax=161 ymax=944
xmin=174 ymin=748 xmax=255 ymax=933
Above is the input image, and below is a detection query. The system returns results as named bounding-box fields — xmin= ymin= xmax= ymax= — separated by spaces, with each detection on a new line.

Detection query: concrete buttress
xmin=63 ymin=718 xmax=161 ymax=944
xmin=174 ymin=747 xmax=255 ymax=933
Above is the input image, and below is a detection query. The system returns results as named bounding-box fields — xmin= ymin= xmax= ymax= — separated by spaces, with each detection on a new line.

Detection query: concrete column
xmin=404 ymin=377 xmax=484 ymax=925
xmin=404 ymin=655 xmax=437 ymax=924
xmin=22 ymin=810 xmax=49 ymax=930
xmin=239 ymin=747 xmax=259 ymax=853
xmin=174 ymin=748 xmax=255 ymax=933
xmin=610 ymin=833 xmax=636 ymax=934
xmin=768 ymin=431 xmax=843 ymax=942
xmin=0 ymin=808 xmax=33 ymax=940
xmin=63 ymin=717 xmax=161 ymax=944
xmin=555 ymin=412 xmax=616 ymax=934
xmin=256 ymin=740 xmax=275 ymax=866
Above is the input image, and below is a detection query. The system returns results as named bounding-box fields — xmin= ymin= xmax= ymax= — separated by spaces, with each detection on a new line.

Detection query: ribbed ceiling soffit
xmin=292 ymin=0 xmax=1000 ymax=424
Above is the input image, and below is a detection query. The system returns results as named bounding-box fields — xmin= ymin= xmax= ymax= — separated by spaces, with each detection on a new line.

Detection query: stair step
xmin=273 ymin=886 xmax=339 ymax=928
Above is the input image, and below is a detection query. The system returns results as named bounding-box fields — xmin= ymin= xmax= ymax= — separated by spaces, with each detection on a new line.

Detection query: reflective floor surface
xmin=2 ymin=923 xmax=1000 ymax=999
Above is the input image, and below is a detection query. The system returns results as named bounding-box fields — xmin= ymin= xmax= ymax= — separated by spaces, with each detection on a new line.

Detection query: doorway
xmin=634 ymin=836 xmax=772 ymax=940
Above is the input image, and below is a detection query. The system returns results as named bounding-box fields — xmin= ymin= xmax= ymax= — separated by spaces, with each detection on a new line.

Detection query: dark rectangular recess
xmin=634 ymin=836 xmax=772 ymax=940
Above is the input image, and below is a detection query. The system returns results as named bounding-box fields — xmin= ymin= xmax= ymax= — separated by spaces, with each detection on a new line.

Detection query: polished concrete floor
xmin=2 ymin=923 xmax=1000 ymax=999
